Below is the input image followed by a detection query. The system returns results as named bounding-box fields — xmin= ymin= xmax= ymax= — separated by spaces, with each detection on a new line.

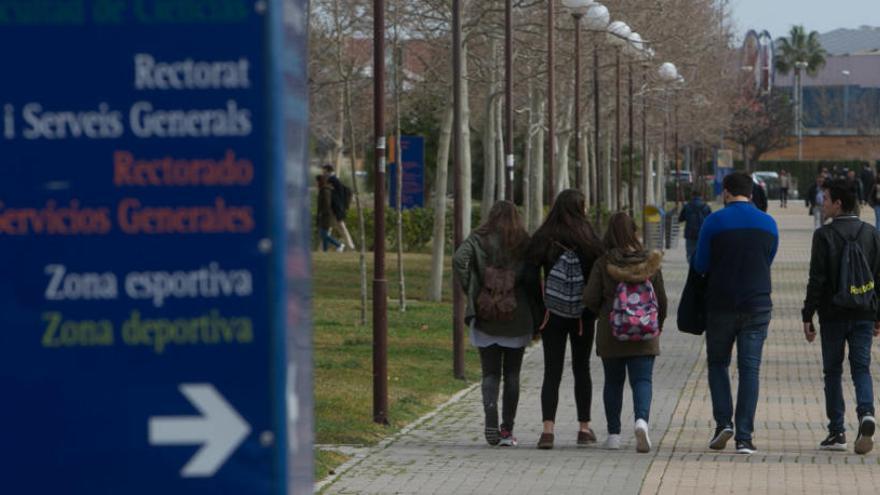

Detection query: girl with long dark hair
xmin=453 ymin=201 xmax=543 ymax=447
xmin=527 ymin=189 xmax=605 ymax=449
xmin=584 ymin=212 xmax=667 ymax=453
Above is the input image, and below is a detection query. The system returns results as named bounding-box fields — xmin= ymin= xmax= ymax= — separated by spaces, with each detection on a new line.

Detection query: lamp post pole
xmin=505 ymin=0 xmax=514 ymax=198
xmin=628 ymin=62 xmax=634 ymax=216
xmin=372 ymin=0 xmax=388 ymax=425
xmin=842 ymin=69 xmax=851 ymax=129
xmin=593 ymin=48 xmax=601 ymax=223
xmin=547 ymin=1 xmax=555 ymax=202
xmin=574 ymin=12 xmax=584 ymax=191
xmin=615 ymin=48 xmax=622 ymax=211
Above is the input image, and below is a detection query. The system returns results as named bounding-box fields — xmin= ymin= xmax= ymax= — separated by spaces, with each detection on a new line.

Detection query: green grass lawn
xmin=313 ymin=251 xmax=480 ymax=482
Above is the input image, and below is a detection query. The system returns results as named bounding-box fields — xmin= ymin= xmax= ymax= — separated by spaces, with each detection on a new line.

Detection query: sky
xmin=730 ymin=0 xmax=880 ymax=40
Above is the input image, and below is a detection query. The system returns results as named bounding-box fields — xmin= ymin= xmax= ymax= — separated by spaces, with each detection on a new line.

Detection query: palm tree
xmin=775 ymin=25 xmax=827 ymax=76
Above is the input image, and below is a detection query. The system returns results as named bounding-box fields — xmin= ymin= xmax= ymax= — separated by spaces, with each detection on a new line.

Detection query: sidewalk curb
xmin=314 ymin=345 xmax=540 ymax=493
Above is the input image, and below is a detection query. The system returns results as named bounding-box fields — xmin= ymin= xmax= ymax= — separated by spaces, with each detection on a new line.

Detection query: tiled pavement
xmin=322 ymin=205 xmax=880 ymax=494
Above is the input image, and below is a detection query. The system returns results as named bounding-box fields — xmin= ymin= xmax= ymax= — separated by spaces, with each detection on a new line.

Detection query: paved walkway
xmin=322 ymin=205 xmax=880 ymax=494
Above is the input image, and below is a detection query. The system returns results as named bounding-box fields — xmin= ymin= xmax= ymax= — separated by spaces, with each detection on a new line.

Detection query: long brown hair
xmin=473 ymin=200 xmax=529 ymax=259
xmin=528 ymin=189 xmax=603 ymax=265
xmin=603 ymin=212 xmax=643 ymax=252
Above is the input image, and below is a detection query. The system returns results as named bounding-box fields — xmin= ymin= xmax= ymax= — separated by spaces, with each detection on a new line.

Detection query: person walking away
xmin=316 ymin=175 xmax=344 ymax=252
xmin=846 ymin=170 xmax=863 ymax=213
xmin=679 ymin=191 xmax=712 ymax=263
xmin=527 ymin=190 xmax=605 ymax=449
xmin=861 ymin=166 xmax=875 ymax=205
xmin=453 ymin=201 xmax=543 ymax=447
xmin=584 ymin=212 xmax=667 ymax=453
xmin=779 ymin=170 xmax=791 ymax=208
xmin=693 ymin=172 xmax=778 ymax=455
xmin=807 ymin=174 xmax=828 ymax=230
xmin=802 ymin=179 xmax=879 ymax=454
xmin=322 ymin=164 xmax=355 ymax=249
xmin=869 ymin=176 xmax=880 ymax=231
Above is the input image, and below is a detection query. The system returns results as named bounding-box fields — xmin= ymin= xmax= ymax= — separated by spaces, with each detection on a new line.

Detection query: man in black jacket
xmin=803 ymin=179 xmax=880 ymax=455
xmin=321 ymin=164 xmax=355 ymax=249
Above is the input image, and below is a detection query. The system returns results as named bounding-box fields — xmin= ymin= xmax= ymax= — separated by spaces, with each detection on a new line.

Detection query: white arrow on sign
xmin=148 ymin=383 xmax=251 ymax=478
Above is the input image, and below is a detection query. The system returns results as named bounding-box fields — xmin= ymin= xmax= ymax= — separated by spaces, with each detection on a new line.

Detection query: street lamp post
xmin=657 ymin=62 xmax=679 ymax=209
xmin=505 ymin=0 xmax=514 ymax=198
xmin=563 ymin=0 xmax=593 ymax=195
xmin=625 ymin=32 xmax=643 ymax=216
xmin=547 ymin=0 xmax=555 ymax=202
xmin=584 ymin=2 xmax=609 ymax=223
xmin=842 ymin=69 xmax=851 ymax=129
xmin=795 ymin=60 xmax=808 ymax=161
xmin=372 ymin=0 xmax=389 ymax=425
xmin=608 ymin=21 xmax=631 ymax=212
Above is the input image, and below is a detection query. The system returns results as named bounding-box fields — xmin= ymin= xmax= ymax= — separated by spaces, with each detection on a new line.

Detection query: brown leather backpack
xmin=477 ymin=264 xmax=517 ymax=322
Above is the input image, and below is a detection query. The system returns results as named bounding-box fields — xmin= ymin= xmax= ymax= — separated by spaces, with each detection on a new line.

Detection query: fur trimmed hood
xmin=606 ymin=249 xmax=664 ymax=283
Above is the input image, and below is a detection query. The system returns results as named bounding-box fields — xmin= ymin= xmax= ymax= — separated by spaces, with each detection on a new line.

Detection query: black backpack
xmin=830 ymin=224 xmax=877 ymax=311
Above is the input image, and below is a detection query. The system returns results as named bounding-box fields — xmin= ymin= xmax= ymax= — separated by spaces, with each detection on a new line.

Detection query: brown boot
xmin=577 ymin=429 xmax=597 ymax=445
xmin=537 ymin=433 xmax=554 ymax=450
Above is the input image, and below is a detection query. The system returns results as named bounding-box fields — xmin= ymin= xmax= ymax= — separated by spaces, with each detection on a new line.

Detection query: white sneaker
xmin=604 ymin=434 xmax=622 ymax=450
xmin=635 ymin=419 xmax=652 ymax=453
xmin=336 ymin=244 xmax=346 ymax=252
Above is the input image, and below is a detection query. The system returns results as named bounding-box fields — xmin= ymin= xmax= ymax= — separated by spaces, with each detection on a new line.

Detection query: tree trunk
xmin=496 ymin=97 xmax=506 ymax=202
xmin=523 ymin=91 xmax=532 ymax=229
xmin=344 ymin=79 xmax=368 ymax=325
xmin=428 ymin=103 xmax=454 ymax=302
xmin=555 ymin=96 xmax=574 ymax=196
xmin=481 ymin=41 xmax=499 ymax=222
xmin=393 ymin=10 xmax=406 ymax=312
xmin=461 ymin=45 xmax=473 ymax=233
xmin=581 ymin=125 xmax=590 ymax=203
xmin=605 ymin=132 xmax=613 ymax=210
xmin=529 ymin=87 xmax=545 ymax=233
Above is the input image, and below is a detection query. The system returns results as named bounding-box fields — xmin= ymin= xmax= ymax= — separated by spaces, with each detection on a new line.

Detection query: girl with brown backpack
xmin=453 ymin=201 xmax=543 ymax=447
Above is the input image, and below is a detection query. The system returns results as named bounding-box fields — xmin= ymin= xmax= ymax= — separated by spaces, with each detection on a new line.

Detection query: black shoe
xmin=855 ymin=415 xmax=876 ymax=455
xmin=485 ymin=426 xmax=500 ymax=446
xmin=709 ymin=425 xmax=734 ymax=450
xmin=819 ymin=432 xmax=847 ymax=452
xmin=735 ymin=439 xmax=757 ymax=455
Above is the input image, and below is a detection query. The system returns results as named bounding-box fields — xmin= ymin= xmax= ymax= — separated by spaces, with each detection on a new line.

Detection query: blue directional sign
xmin=0 ymin=2 xmax=309 ymax=494
xmin=389 ymin=135 xmax=426 ymax=210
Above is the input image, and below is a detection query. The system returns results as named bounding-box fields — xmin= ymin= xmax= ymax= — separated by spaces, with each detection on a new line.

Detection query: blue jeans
xmin=602 ymin=356 xmax=655 ymax=435
xmin=820 ymin=320 xmax=876 ymax=434
xmin=873 ymin=206 xmax=880 ymax=231
xmin=686 ymin=238 xmax=698 ymax=263
xmin=320 ymin=228 xmax=342 ymax=251
xmin=706 ymin=311 xmax=771 ymax=441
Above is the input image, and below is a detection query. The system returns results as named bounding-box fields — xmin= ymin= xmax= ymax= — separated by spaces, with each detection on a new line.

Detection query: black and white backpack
xmin=544 ymin=248 xmax=585 ymax=318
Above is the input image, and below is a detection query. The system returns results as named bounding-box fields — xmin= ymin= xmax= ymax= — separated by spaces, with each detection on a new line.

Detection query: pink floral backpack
xmin=610 ymin=279 xmax=660 ymax=341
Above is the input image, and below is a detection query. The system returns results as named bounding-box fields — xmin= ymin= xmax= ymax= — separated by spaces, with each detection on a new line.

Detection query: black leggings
xmin=479 ymin=345 xmax=526 ymax=431
xmin=541 ymin=313 xmax=595 ymax=422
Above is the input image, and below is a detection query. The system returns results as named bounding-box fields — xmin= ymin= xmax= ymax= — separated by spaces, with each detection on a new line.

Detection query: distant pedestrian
xmin=316 ymin=175 xmax=344 ymax=252
xmin=807 ymin=174 xmax=828 ymax=230
xmin=861 ymin=166 xmax=875 ymax=205
xmin=846 ymin=170 xmax=863 ymax=210
xmin=584 ymin=212 xmax=667 ymax=453
xmin=321 ymin=164 xmax=355 ymax=249
xmin=678 ymin=191 xmax=712 ymax=263
xmin=779 ymin=170 xmax=791 ymax=208
xmin=527 ymin=190 xmax=605 ymax=450
xmin=453 ymin=201 xmax=543 ymax=448
xmin=751 ymin=176 xmax=768 ymax=212
xmin=803 ymin=179 xmax=879 ymax=454
xmin=694 ymin=172 xmax=779 ymax=455
xmin=869 ymin=176 xmax=880 ymax=230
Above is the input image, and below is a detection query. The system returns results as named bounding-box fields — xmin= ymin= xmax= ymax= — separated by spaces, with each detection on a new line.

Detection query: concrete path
xmin=322 ymin=205 xmax=880 ymax=494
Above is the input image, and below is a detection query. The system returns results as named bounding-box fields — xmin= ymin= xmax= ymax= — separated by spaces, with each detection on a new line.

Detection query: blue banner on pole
xmin=389 ymin=135 xmax=426 ymax=210
xmin=0 ymin=2 xmax=311 ymax=493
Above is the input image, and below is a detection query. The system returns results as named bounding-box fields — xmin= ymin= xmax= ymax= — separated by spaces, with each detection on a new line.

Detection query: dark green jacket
xmin=452 ymin=233 xmax=543 ymax=338
xmin=584 ymin=249 xmax=667 ymax=359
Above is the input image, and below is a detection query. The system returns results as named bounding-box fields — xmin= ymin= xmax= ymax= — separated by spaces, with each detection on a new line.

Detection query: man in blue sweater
xmin=693 ymin=172 xmax=779 ymax=455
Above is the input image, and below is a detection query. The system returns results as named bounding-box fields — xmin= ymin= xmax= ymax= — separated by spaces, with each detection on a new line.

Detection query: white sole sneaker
xmin=604 ymin=434 xmax=622 ymax=450
xmin=635 ymin=420 xmax=652 ymax=453
xmin=855 ymin=416 xmax=876 ymax=455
